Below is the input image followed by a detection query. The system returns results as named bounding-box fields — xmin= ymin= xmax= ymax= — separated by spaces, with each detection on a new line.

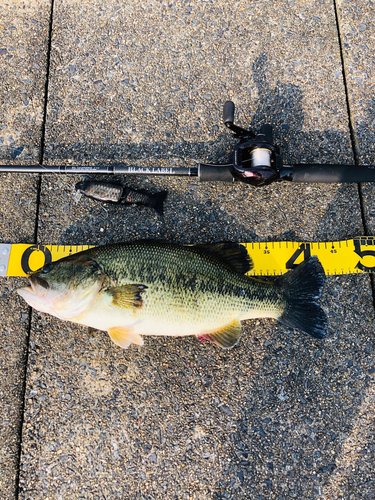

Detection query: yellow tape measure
xmin=0 ymin=237 xmax=374 ymax=278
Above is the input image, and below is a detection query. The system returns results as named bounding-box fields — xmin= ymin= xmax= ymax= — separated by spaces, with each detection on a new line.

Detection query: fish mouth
xmin=30 ymin=274 xmax=49 ymax=291
xmin=17 ymin=275 xmax=52 ymax=312
xmin=24 ymin=275 xmax=50 ymax=295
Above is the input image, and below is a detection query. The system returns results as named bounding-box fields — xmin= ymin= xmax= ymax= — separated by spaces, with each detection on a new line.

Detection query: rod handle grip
xmin=292 ymin=164 xmax=375 ymax=183
xmin=198 ymin=164 xmax=234 ymax=182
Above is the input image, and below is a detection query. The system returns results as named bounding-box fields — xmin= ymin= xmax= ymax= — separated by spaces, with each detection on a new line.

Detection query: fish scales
xmin=17 ymin=241 xmax=327 ymax=349
xmin=88 ymin=242 xmax=281 ymax=321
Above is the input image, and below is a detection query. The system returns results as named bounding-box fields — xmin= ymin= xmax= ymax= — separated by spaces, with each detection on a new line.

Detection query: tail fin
xmin=150 ymin=190 xmax=168 ymax=215
xmin=276 ymin=256 xmax=327 ymax=339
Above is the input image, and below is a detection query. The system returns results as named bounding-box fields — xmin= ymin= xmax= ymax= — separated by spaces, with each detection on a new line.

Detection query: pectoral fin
xmin=197 ymin=320 xmax=242 ymax=349
xmin=108 ymin=326 xmax=144 ymax=349
xmin=106 ymin=284 xmax=147 ymax=309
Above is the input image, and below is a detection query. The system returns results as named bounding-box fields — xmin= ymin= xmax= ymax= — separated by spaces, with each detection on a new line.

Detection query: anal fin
xmin=108 ymin=326 xmax=144 ymax=349
xmin=197 ymin=320 xmax=242 ymax=349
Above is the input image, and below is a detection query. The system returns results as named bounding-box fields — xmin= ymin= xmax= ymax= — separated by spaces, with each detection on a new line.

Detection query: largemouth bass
xmin=17 ymin=241 xmax=327 ymax=349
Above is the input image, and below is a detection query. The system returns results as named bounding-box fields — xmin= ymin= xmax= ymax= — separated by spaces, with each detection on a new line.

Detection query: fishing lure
xmin=75 ymin=180 xmax=167 ymax=215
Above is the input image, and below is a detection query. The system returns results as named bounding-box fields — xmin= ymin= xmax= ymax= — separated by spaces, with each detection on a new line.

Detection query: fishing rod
xmin=1 ymin=101 xmax=374 ymax=186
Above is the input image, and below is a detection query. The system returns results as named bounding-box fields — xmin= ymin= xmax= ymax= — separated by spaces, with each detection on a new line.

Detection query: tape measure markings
xmin=1 ymin=237 xmax=375 ymax=277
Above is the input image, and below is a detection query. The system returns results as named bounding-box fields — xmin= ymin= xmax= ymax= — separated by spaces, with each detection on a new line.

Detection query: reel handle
xmin=222 ymin=101 xmax=253 ymax=138
xmin=223 ymin=101 xmax=235 ymax=125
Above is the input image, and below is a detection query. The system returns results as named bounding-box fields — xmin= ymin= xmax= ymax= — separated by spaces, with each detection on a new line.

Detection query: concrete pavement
xmin=1 ymin=0 xmax=374 ymax=498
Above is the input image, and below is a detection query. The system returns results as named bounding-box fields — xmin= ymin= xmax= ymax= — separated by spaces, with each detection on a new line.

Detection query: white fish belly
xmin=71 ymin=288 xmax=243 ymax=337
xmin=70 ymin=282 xmax=280 ymax=337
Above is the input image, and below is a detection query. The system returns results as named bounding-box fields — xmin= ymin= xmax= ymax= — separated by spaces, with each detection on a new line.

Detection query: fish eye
xmin=42 ymin=262 xmax=53 ymax=274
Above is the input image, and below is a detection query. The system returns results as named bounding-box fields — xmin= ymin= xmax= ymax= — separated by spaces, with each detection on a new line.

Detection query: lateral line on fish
xmin=1 ymin=236 xmax=375 ymax=277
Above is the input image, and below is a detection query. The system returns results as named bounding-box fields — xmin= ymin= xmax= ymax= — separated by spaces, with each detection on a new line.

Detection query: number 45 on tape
xmin=0 ymin=237 xmax=374 ymax=278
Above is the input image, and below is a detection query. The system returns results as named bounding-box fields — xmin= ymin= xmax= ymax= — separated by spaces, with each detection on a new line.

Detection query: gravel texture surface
xmin=0 ymin=1 xmax=50 ymax=497
xmin=336 ymin=0 xmax=375 ymax=235
xmin=0 ymin=174 xmax=40 ymax=498
xmin=0 ymin=0 xmax=374 ymax=499
xmin=0 ymin=0 xmax=51 ymax=162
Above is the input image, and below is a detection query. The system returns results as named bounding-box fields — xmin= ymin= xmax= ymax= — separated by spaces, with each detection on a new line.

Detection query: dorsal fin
xmin=194 ymin=242 xmax=253 ymax=274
